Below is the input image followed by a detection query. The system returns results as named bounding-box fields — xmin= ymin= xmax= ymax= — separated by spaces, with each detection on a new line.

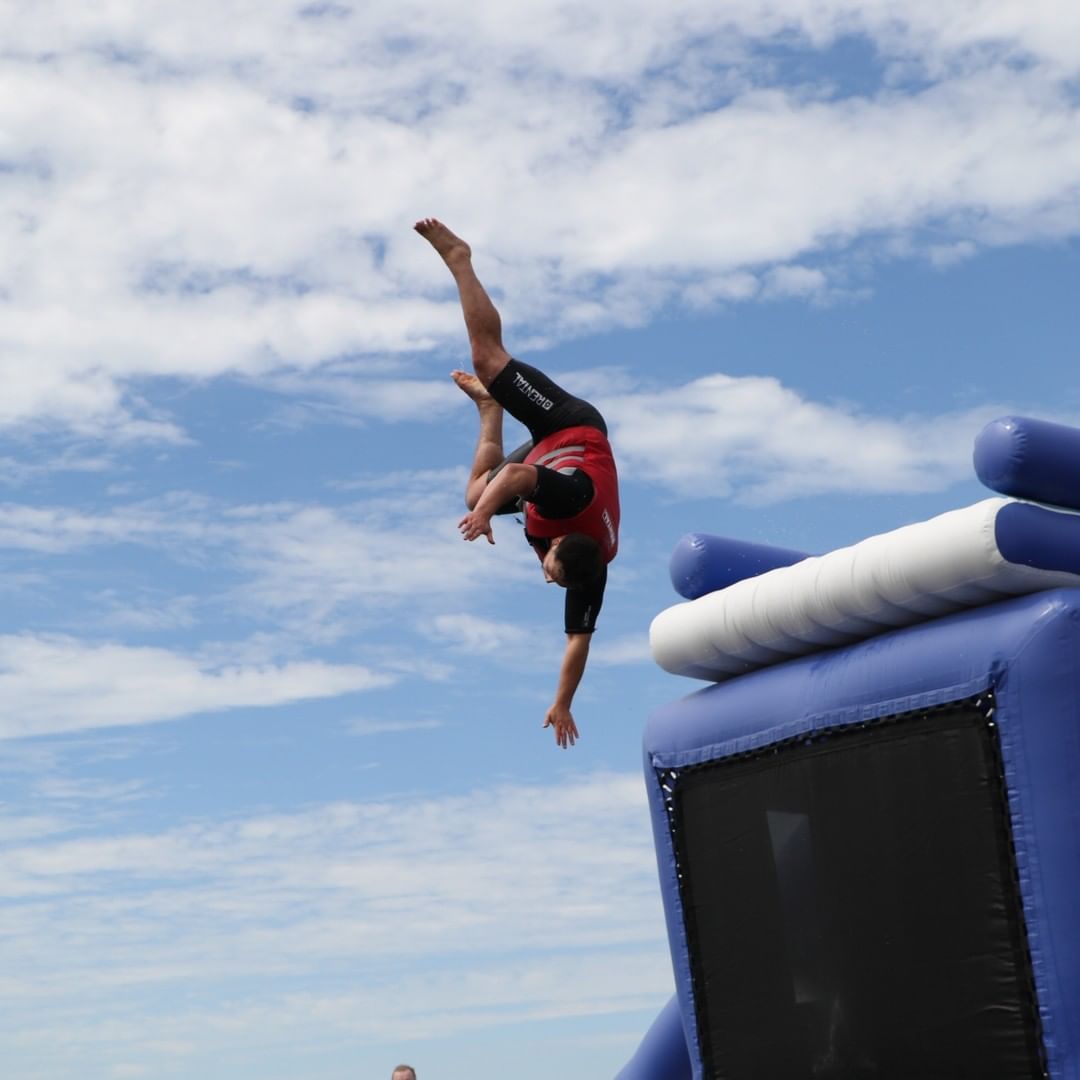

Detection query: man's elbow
xmin=504 ymin=463 xmax=538 ymax=495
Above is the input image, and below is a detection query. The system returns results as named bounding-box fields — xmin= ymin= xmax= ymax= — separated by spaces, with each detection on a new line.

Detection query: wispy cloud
xmin=426 ymin=613 xmax=530 ymax=654
xmin=0 ymin=772 xmax=665 ymax=1069
xmin=0 ymin=449 xmax=114 ymax=487
xmin=344 ymin=715 xmax=442 ymax=736
xmin=263 ymin=370 xmax=463 ymax=424
xmin=0 ymin=497 xmax=212 ymax=554
xmin=590 ymin=633 xmax=653 ymax=667
xmin=0 ymin=472 xmax=536 ymax=641
xmin=0 ymin=634 xmax=394 ymax=738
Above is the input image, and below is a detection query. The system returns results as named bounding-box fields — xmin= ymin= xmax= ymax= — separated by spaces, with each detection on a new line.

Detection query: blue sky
xmin=2 ymin=2 xmax=1079 ymax=1078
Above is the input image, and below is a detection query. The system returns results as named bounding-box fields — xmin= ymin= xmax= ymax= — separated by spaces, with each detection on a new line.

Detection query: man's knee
xmin=470 ymin=342 xmax=511 ymax=386
xmin=464 ymin=480 xmax=485 ymax=511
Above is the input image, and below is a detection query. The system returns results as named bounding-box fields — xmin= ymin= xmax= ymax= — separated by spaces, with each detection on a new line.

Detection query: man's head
xmin=391 ymin=1067 xmax=416 ymax=1080
xmin=542 ymin=533 xmax=604 ymax=589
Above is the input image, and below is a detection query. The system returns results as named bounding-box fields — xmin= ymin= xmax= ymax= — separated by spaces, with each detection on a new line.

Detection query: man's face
xmin=542 ymin=539 xmax=566 ymax=587
xmin=392 ymin=1071 xmax=415 ymax=1080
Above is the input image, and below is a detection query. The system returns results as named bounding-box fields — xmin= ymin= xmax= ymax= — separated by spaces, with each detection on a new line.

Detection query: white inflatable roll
xmin=650 ymin=498 xmax=1080 ymax=682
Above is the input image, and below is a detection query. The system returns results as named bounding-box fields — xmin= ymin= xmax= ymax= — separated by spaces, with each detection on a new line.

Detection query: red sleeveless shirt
xmin=524 ymin=425 xmax=620 ymax=562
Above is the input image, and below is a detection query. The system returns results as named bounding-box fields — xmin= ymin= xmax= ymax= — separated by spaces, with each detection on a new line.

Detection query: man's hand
xmin=543 ymin=634 xmax=590 ymax=749
xmin=458 ymin=510 xmax=494 ymax=543
xmin=544 ymin=702 xmax=579 ymax=748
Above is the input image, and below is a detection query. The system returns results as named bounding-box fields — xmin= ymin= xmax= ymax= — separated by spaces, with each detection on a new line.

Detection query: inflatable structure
xmin=619 ymin=416 xmax=1080 ymax=1080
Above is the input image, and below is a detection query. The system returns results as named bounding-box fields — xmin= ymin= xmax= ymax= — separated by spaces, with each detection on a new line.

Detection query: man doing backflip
xmin=415 ymin=218 xmax=620 ymax=750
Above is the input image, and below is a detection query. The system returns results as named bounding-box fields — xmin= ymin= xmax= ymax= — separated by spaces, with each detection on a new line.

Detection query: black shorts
xmin=487 ymin=358 xmax=607 ymax=443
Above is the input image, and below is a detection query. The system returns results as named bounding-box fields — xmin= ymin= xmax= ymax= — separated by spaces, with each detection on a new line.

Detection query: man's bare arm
xmin=544 ymin=632 xmax=591 ymax=748
xmin=458 ymin=463 xmax=537 ymax=542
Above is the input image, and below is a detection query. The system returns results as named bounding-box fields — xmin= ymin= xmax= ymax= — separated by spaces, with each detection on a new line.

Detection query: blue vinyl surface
xmin=975 ymin=415 xmax=1080 ymax=510
xmin=996 ymin=501 xmax=1080 ymax=575
xmin=668 ymin=533 xmax=809 ymax=599
xmin=614 ymin=994 xmax=691 ymax=1080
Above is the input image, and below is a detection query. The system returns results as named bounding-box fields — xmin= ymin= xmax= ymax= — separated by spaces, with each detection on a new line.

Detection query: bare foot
xmin=451 ymin=370 xmax=497 ymax=408
xmin=414 ymin=217 xmax=472 ymax=268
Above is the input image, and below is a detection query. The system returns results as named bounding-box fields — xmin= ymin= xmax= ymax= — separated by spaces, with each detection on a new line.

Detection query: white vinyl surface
xmin=650 ymin=498 xmax=1080 ymax=682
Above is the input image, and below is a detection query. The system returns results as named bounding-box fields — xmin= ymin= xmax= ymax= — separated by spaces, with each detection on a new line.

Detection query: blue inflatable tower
xmin=620 ymin=417 xmax=1080 ymax=1079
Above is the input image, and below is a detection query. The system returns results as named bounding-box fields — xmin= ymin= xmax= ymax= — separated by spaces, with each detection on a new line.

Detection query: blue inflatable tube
xmin=670 ymin=534 xmax=810 ymax=599
xmin=615 ymin=994 xmax=691 ymax=1080
xmin=974 ymin=415 xmax=1080 ymax=510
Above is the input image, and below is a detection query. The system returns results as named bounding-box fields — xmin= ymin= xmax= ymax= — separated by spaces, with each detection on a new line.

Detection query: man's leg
xmin=414 ymin=218 xmax=511 ymax=388
xmin=486 ymin=436 xmax=535 ymax=515
xmin=452 ymin=371 xmax=506 ymax=510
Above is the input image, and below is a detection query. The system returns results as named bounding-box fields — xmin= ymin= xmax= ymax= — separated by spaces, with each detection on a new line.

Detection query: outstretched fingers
xmin=543 ymin=705 xmax=579 ymax=749
xmin=458 ymin=511 xmax=495 ymax=544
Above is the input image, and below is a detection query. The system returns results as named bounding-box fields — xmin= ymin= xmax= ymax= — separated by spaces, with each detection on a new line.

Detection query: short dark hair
xmin=555 ymin=533 xmax=604 ymax=589
xmin=391 ymin=1067 xmax=416 ymax=1080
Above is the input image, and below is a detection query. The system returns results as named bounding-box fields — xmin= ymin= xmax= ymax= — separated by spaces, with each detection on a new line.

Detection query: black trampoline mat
xmin=668 ymin=698 xmax=1046 ymax=1080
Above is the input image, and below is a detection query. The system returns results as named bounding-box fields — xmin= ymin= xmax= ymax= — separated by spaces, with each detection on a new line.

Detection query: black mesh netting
xmin=661 ymin=694 xmax=1046 ymax=1080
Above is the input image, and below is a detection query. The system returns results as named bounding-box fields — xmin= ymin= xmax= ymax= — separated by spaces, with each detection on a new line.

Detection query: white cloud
xmin=8 ymin=1 xmax=1080 ymax=80
xmin=1 ymin=2 xmax=1078 ymax=435
xmin=607 ymin=373 xmax=1010 ymax=503
xmin=0 ymin=634 xmax=395 ymax=738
